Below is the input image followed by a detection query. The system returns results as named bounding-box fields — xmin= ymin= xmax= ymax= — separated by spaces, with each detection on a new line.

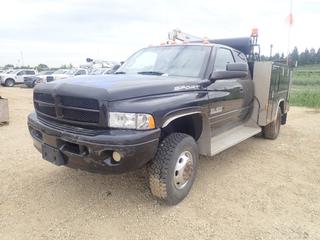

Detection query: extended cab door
xmin=207 ymin=47 xmax=252 ymax=136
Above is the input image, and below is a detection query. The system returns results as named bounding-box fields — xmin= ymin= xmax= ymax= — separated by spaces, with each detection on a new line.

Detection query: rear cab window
xmin=233 ymin=51 xmax=247 ymax=63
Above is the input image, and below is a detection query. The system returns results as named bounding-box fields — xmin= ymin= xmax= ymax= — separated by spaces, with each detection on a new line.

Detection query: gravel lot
xmin=1 ymin=86 xmax=320 ymax=240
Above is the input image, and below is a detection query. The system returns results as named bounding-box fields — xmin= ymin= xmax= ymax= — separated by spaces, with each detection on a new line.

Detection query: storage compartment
xmin=252 ymin=62 xmax=291 ymax=126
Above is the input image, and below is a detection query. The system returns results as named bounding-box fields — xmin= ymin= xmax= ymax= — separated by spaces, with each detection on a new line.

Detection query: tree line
xmin=289 ymin=47 xmax=320 ymax=66
xmin=261 ymin=47 xmax=320 ymax=66
xmin=2 ymin=63 xmax=74 ymax=71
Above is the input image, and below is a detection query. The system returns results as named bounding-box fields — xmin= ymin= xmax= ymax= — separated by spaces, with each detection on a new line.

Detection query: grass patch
xmin=290 ymin=65 xmax=320 ymax=108
xmin=293 ymin=71 xmax=320 ymax=86
xmin=290 ymin=87 xmax=320 ymax=108
xmin=295 ymin=64 xmax=320 ymax=71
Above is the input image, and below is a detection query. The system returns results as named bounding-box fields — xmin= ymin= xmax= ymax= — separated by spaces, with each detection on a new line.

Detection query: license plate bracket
xmin=42 ymin=144 xmax=65 ymax=166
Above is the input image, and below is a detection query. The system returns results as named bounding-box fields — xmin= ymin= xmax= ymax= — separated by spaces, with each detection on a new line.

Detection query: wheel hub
xmin=173 ymin=151 xmax=194 ymax=189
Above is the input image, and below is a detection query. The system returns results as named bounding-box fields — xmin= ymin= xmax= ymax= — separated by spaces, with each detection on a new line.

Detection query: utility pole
xmin=270 ymin=44 xmax=273 ymax=60
xmin=20 ymin=50 xmax=24 ymax=67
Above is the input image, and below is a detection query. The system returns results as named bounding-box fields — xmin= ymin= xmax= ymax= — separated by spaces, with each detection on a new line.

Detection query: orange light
xmin=148 ymin=116 xmax=155 ymax=129
xmin=251 ymin=28 xmax=259 ymax=37
xmin=160 ymin=42 xmax=166 ymax=45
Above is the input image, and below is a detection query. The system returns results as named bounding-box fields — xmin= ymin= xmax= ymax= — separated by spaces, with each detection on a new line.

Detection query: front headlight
xmin=108 ymin=112 xmax=155 ymax=130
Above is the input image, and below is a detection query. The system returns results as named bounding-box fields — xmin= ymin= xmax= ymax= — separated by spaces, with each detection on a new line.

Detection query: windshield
xmin=89 ymin=68 xmax=107 ymax=75
xmin=65 ymin=69 xmax=78 ymax=75
xmin=53 ymin=69 xmax=68 ymax=74
xmin=117 ymin=45 xmax=211 ymax=78
xmin=38 ymin=71 xmax=53 ymax=75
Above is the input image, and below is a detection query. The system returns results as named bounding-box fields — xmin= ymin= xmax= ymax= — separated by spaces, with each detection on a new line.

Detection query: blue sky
xmin=0 ymin=0 xmax=319 ymax=67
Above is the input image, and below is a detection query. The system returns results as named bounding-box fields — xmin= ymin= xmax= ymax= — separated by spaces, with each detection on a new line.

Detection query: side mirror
xmin=210 ymin=63 xmax=248 ymax=81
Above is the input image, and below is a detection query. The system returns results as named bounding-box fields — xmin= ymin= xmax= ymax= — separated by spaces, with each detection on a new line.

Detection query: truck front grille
xmin=34 ymin=93 xmax=102 ymax=126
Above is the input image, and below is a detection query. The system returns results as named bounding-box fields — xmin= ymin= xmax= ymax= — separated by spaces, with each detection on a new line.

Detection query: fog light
xmin=112 ymin=151 xmax=121 ymax=162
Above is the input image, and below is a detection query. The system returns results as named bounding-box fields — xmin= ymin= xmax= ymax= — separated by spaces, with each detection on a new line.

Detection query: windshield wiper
xmin=115 ymin=71 xmax=126 ymax=74
xmin=137 ymin=71 xmax=165 ymax=76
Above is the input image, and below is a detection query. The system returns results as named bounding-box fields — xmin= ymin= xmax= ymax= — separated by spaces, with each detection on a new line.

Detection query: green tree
xmin=4 ymin=64 xmax=14 ymax=69
xmin=60 ymin=64 xmax=73 ymax=69
xmin=316 ymin=48 xmax=320 ymax=64
xmin=36 ymin=64 xmax=49 ymax=71
xmin=303 ymin=49 xmax=311 ymax=65
xmin=272 ymin=53 xmax=280 ymax=61
xmin=290 ymin=46 xmax=299 ymax=65
xmin=310 ymin=48 xmax=316 ymax=64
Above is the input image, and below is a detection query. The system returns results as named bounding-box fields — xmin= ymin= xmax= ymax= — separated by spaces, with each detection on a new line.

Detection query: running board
xmin=210 ymin=125 xmax=261 ymax=156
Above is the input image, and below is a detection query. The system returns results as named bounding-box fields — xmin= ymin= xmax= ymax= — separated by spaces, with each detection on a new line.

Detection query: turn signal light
xmin=251 ymin=28 xmax=259 ymax=37
xmin=203 ymin=37 xmax=209 ymax=44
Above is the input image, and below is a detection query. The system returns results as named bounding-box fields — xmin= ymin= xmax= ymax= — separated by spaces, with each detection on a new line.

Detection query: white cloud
xmin=0 ymin=0 xmax=319 ymax=67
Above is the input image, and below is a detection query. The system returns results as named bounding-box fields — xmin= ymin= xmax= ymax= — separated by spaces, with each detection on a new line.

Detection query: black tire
xmin=5 ymin=78 xmax=15 ymax=87
xmin=263 ymin=106 xmax=281 ymax=139
xmin=148 ymin=133 xmax=198 ymax=205
xmin=31 ymin=81 xmax=36 ymax=88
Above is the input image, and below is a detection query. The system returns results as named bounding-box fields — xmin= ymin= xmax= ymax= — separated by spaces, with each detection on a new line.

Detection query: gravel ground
xmin=1 ymin=86 xmax=320 ymax=240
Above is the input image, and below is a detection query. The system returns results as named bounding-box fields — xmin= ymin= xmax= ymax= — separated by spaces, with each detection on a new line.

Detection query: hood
xmin=52 ymin=74 xmax=72 ymax=80
xmin=35 ymin=74 xmax=203 ymax=101
xmin=1 ymin=73 xmax=15 ymax=78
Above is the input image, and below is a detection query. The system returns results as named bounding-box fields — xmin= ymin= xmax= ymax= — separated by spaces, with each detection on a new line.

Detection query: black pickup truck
xmin=28 ymin=38 xmax=291 ymax=205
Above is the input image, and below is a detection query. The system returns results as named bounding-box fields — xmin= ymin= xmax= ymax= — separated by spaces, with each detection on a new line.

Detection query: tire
xmin=148 ymin=133 xmax=198 ymax=205
xmin=5 ymin=79 xmax=15 ymax=87
xmin=263 ymin=106 xmax=281 ymax=139
xmin=31 ymin=81 xmax=36 ymax=88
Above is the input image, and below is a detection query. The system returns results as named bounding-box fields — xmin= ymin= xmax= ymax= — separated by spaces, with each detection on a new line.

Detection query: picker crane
xmin=167 ymin=28 xmax=261 ymax=61
xmin=168 ymin=29 xmax=203 ymax=42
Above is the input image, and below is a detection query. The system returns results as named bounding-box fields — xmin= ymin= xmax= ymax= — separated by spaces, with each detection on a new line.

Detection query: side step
xmin=210 ymin=125 xmax=261 ymax=156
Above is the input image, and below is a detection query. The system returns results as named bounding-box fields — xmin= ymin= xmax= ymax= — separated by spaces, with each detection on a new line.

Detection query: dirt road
xmin=1 ymin=86 xmax=320 ymax=240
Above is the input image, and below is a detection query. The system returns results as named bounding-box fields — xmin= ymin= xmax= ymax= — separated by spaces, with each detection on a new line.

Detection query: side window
xmin=214 ymin=48 xmax=235 ymax=71
xmin=76 ymin=70 xmax=86 ymax=75
xmin=233 ymin=51 xmax=247 ymax=63
xmin=17 ymin=71 xmax=25 ymax=76
xmin=26 ymin=70 xmax=35 ymax=75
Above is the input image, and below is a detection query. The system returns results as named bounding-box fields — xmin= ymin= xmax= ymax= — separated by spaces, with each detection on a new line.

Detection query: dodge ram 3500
xmin=28 ymin=34 xmax=292 ymax=205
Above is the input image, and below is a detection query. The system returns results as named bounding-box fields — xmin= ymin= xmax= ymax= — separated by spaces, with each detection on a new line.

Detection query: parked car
xmin=89 ymin=65 xmax=121 ymax=75
xmin=48 ymin=68 xmax=88 ymax=81
xmin=1 ymin=69 xmax=37 ymax=87
xmin=24 ymin=70 xmax=55 ymax=88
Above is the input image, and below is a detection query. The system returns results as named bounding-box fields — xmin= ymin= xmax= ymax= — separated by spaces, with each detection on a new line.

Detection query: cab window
xmin=75 ymin=70 xmax=86 ymax=75
xmin=25 ymin=70 xmax=35 ymax=75
xmin=214 ymin=48 xmax=235 ymax=71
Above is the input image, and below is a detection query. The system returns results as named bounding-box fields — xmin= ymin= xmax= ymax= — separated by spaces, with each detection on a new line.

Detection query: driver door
xmin=207 ymin=47 xmax=246 ymax=136
xmin=16 ymin=70 xmax=26 ymax=83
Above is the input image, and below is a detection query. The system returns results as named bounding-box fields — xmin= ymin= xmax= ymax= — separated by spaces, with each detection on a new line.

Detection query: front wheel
xmin=148 ymin=133 xmax=198 ymax=205
xmin=5 ymin=79 xmax=15 ymax=87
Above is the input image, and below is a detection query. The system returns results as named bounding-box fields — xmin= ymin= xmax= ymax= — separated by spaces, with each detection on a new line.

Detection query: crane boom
xmin=168 ymin=29 xmax=202 ymax=42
